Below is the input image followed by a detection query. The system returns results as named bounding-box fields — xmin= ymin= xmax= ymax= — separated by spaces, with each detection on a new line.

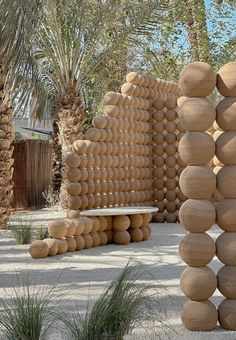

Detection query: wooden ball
xmin=66 ymin=236 xmax=76 ymax=252
xmin=217 ymin=265 xmax=236 ymax=299
xmin=82 ymin=234 xmax=93 ymax=249
xmin=48 ymin=220 xmax=66 ymax=238
xmin=165 ymin=179 xmax=177 ymax=190
xmin=113 ymin=230 xmax=130 ymax=245
xmin=165 ymin=98 xmax=177 ymax=110
xmin=140 ymin=226 xmax=150 ymax=240
xmin=165 ymin=132 xmax=177 ymax=144
xmin=97 ymin=216 xmax=108 ymax=231
xmin=177 ymin=96 xmax=187 ymax=107
xmin=129 ymin=228 xmax=143 ymax=242
xmin=56 ymin=239 xmax=68 ymax=254
xmin=179 ymin=166 xmax=216 ymax=199
xmin=66 ymin=182 xmax=81 ymax=196
xmin=153 ymin=212 xmax=166 ymax=223
xmin=98 ymin=231 xmax=108 ymax=245
xmin=165 ymin=201 xmax=177 ymax=213
xmin=180 ymin=266 xmax=216 ymax=301
xmin=179 ymin=232 xmax=215 ymax=266
xmin=29 ymin=240 xmax=49 ymax=259
xmin=73 ymin=218 xmax=84 ymax=235
xmin=165 ymin=167 xmax=177 ymax=179
xmin=217 ymin=165 xmax=236 ymax=198
xmin=67 ymin=196 xmax=82 ymax=209
xmin=217 ymin=62 xmax=236 ymax=97
xmin=141 ymin=213 xmax=152 ymax=226
xmin=90 ymin=216 xmax=100 ymax=232
xmin=105 ymin=230 xmax=113 ymax=243
xmin=73 ymin=140 xmax=88 ymax=154
xmin=66 ymin=168 xmax=81 ymax=182
xmin=92 ymin=115 xmax=107 ymax=129
xmin=67 ymin=209 xmax=80 ymax=219
xmin=165 ymin=144 xmax=177 ymax=156
xmin=74 ymin=235 xmax=85 ymax=250
xmin=179 ymin=62 xmax=216 ymax=97
xmin=154 ymin=156 xmax=164 ymax=167
xmin=165 ymin=110 xmax=177 ymax=121
xmin=216 ymin=199 xmax=236 ymax=231
xmin=216 ymin=132 xmax=236 ymax=165
xmin=129 ymin=214 xmax=143 ymax=229
xmin=216 ymin=232 xmax=236 ymax=265
xmin=113 ymin=215 xmax=130 ymax=231
xmin=43 ymin=239 xmax=58 ymax=256
xmin=179 ymin=199 xmax=215 ymax=232
xmin=65 ymin=152 xmax=80 ymax=168
xmin=218 ymin=299 xmax=236 ymax=330
xmin=179 ymin=97 xmax=215 ymax=131
xmin=165 ymin=156 xmax=177 ymax=168
xmin=153 ymin=99 xmax=165 ymax=110
xmin=166 ymin=212 xmax=177 ymax=223
xmin=179 ymin=132 xmax=215 ymax=165
xmin=165 ymin=121 xmax=176 ymax=133
xmin=165 ymin=190 xmax=177 ymax=202
xmin=79 ymin=217 xmax=93 ymax=234
xmin=216 ymin=97 xmax=236 ymax=130
xmin=90 ymin=232 xmax=100 ymax=247
xmin=181 ymin=300 xmax=217 ymax=331
xmin=153 ymin=110 xmax=164 ymax=122
xmin=153 ymin=167 xmax=165 ymax=179
xmin=64 ymin=219 xmax=76 ymax=237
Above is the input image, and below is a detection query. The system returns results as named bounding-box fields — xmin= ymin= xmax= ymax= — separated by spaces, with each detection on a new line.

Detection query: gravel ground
xmin=0 ymin=207 xmax=235 ymax=339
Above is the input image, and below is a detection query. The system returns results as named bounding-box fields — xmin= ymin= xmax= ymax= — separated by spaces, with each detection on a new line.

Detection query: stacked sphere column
xmin=178 ymin=62 xmax=218 ymax=331
xmin=215 ymin=62 xmax=236 ymax=330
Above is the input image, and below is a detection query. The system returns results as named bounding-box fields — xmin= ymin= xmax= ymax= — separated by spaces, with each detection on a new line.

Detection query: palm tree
xmin=8 ymin=0 xmax=167 ymax=206
xmin=0 ymin=0 xmax=41 ymax=226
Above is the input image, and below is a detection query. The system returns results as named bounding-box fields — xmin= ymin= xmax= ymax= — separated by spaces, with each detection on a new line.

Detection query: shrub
xmin=42 ymin=186 xmax=59 ymax=208
xmin=10 ymin=218 xmax=32 ymax=245
xmin=35 ymin=226 xmax=49 ymax=240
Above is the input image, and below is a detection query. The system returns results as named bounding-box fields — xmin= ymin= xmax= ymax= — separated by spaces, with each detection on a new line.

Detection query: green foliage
xmin=0 ymin=274 xmax=57 ymax=340
xmin=35 ymin=226 xmax=49 ymax=240
xmin=10 ymin=218 xmax=33 ymax=245
xmin=42 ymin=186 xmax=60 ymax=208
xmin=60 ymin=264 xmax=156 ymax=340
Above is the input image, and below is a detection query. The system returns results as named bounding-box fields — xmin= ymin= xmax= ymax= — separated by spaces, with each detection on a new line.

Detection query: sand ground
xmin=0 ymin=207 xmax=235 ymax=339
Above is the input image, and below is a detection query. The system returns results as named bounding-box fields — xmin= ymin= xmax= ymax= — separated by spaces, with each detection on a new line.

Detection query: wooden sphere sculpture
xmin=178 ymin=62 xmax=217 ymax=331
xmin=66 ymin=237 xmax=76 ymax=252
xmin=129 ymin=214 xmax=143 ymax=229
xmin=113 ymin=230 xmax=131 ymax=245
xmin=180 ymin=266 xmax=217 ymax=301
xmin=217 ymin=266 xmax=236 ymax=299
xmin=112 ymin=215 xmax=130 ymax=231
xmin=216 ymin=98 xmax=236 ymax=131
xmin=216 ymin=199 xmax=236 ymax=231
xmin=129 ymin=228 xmax=143 ymax=242
xmin=215 ymin=132 xmax=236 ymax=164
xmin=56 ymin=239 xmax=68 ymax=254
xmin=217 ymin=62 xmax=236 ymax=97
xmin=179 ymin=61 xmax=216 ymax=97
xmin=48 ymin=220 xmax=66 ymax=238
xmin=74 ymin=235 xmax=85 ymax=250
xmin=216 ymin=232 xmax=236 ymax=266
xmin=218 ymin=299 xmax=236 ymax=330
xmin=43 ymin=239 xmax=58 ymax=256
xmin=29 ymin=240 xmax=49 ymax=259
xmin=217 ymin=165 xmax=236 ymax=198
xmin=181 ymin=300 xmax=217 ymax=331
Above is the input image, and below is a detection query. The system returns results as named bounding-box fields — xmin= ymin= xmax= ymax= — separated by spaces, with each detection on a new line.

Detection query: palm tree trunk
xmin=0 ymin=66 xmax=14 ymax=228
xmin=51 ymin=120 xmax=62 ymax=194
xmin=56 ymin=82 xmax=85 ymax=208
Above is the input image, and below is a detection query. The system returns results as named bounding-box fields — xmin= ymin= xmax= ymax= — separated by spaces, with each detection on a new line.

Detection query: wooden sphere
xmin=154 ymin=156 xmax=164 ymax=167
xmin=79 ymin=217 xmax=93 ymax=234
xmin=216 ymin=232 xmax=236 ymax=265
xmin=153 ymin=145 xmax=164 ymax=156
xmin=165 ymin=144 xmax=177 ymax=156
xmin=179 ymin=233 xmax=215 ymax=266
xmin=129 ymin=214 xmax=143 ymax=229
xmin=217 ymin=62 xmax=236 ymax=97
xmin=29 ymin=240 xmax=49 ymax=259
xmin=153 ymin=122 xmax=164 ymax=133
xmin=180 ymin=266 xmax=216 ymax=301
xmin=165 ymin=98 xmax=177 ymax=110
xmin=90 ymin=232 xmax=100 ymax=247
xmin=83 ymin=234 xmax=93 ymax=249
xmin=74 ymin=235 xmax=85 ymax=250
xmin=153 ymin=98 xmax=165 ymax=110
xmin=153 ymin=133 xmax=164 ymax=144
xmin=181 ymin=300 xmax=217 ymax=331
xmin=218 ymin=299 xmax=236 ymax=330
xmin=65 ymin=236 xmax=76 ymax=252
xmin=113 ymin=215 xmax=130 ymax=231
xmin=177 ymin=96 xmax=187 ymax=107
xmin=65 ymin=152 xmax=80 ymax=168
xmin=43 ymin=239 xmax=58 ymax=256
xmin=165 ymin=190 xmax=177 ymax=202
xmin=67 ymin=182 xmax=81 ymax=196
xmin=141 ymin=213 xmax=152 ymax=226
xmin=216 ymin=199 xmax=236 ymax=231
xmin=165 ymin=156 xmax=177 ymax=167
xmin=98 ymin=231 xmax=108 ymax=246
xmin=179 ymin=199 xmax=215 ymax=232
xmin=216 ymin=132 xmax=236 ymax=164
xmin=166 ymin=212 xmax=177 ymax=223
xmin=179 ymin=62 xmax=216 ymax=97
xmin=48 ymin=220 xmax=66 ymax=238
xmin=177 ymin=190 xmax=187 ymax=202
xmin=216 ymin=97 xmax=236 ymax=130
xmin=90 ymin=216 xmax=100 ymax=232
xmin=179 ymin=132 xmax=215 ymax=165
xmin=105 ymin=230 xmax=113 ymax=243
xmin=67 ymin=196 xmax=82 ymax=209
xmin=126 ymin=71 xmax=142 ymax=85
xmin=153 ymin=110 xmax=164 ymax=122
xmin=153 ymin=167 xmax=165 ymax=179
xmin=153 ymin=212 xmax=166 ymax=223
xmin=73 ymin=218 xmax=85 ymax=234
xmin=165 ymin=109 xmax=177 ymax=121
xmin=56 ymin=239 xmax=68 ymax=254
xmin=165 ymin=167 xmax=177 ymax=179
xmin=217 ymin=265 xmax=236 ymax=299
xmin=217 ymin=165 xmax=236 ymax=198
xmin=165 ymin=132 xmax=177 ymax=144
xmin=113 ymin=230 xmax=130 ymax=245
xmin=165 ymin=121 xmax=176 ymax=133
xmin=97 ymin=216 xmax=108 ymax=231
xmin=129 ymin=228 xmax=143 ymax=242
xmin=66 ymin=168 xmax=81 ymax=182
xmin=73 ymin=140 xmax=88 ymax=154
xmin=165 ymin=201 xmax=177 ymax=213
xmin=155 ymin=201 xmax=165 ymax=212
xmin=64 ymin=219 xmax=76 ymax=237
xmin=92 ymin=115 xmax=107 ymax=129
xmin=140 ymin=226 xmax=150 ymax=240
xmin=179 ymin=166 xmax=216 ymax=199
xmin=165 ymin=179 xmax=177 ymax=190
xmin=179 ymin=97 xmax=215 ymax=132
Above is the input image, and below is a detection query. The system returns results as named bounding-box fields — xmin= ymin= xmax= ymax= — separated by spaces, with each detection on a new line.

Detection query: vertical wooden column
xmin=178 ymin=62 xmax=218 ymax=331
xmin=215 ymin=61 xmax=236 ymax=330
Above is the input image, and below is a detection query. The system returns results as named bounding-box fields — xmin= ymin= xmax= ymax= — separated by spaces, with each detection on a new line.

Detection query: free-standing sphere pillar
xmin=178 ymin=62 xmax=218 ymax=331
xmin=215 ymin=61 xmax=236 ymax=330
